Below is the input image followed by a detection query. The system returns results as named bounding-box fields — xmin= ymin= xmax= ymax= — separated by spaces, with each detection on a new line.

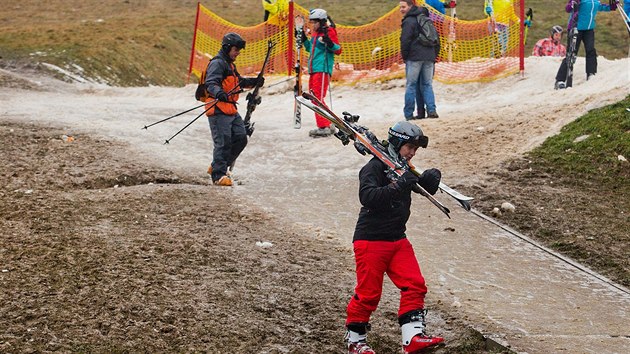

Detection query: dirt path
xmin=1 ymin=56 xmax=629 ymax=352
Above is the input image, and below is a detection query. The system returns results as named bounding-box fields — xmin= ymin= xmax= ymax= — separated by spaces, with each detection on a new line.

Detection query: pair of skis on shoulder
xmin=295 ymin=92 xmax=473 ymax=219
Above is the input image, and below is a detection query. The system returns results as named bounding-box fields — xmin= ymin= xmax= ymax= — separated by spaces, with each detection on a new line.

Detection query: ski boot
xmin=399 ymin=309 xmax=444 ymax=354
xmin=309 ymin=126 xmax=333 ymax=138
xmin=345 ymin=323 xmax=375 ymax=354
xmin=213 ymin=175 xmax=233 ymax=186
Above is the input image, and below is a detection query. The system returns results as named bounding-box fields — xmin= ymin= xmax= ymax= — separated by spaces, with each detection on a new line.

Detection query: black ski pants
xmin=556 ymin=29 xmax=597 ymax=83
xmin=208 ymin=112 xmax=248 ymax=181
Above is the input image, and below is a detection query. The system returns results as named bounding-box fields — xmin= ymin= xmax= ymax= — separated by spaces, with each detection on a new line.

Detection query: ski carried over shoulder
xmin=293 ymin=15 xmax=305 ymax=129
xmin=243 ymin=39 xmax=276 ymax=136
xmin=296 ymin=92 xmax=474 ymax=218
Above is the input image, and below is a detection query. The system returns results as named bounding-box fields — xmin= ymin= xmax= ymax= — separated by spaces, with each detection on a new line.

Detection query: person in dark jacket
xmin=202 ymin=32 xmax=263 ymax=186
xmin=400 ymin=1 xmax=441 ymax=120
xmin=344 ymin=121 xmax=444 ymax=354
xmin=554 ymin=0 xmax=617 ymax=89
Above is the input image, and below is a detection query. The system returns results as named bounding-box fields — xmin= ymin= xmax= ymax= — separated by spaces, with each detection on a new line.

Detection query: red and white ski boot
xmin=348 ymin=340 xmax=376 ymax=354
xmin=346 ymin=323 xmax=376 ymax=354
xmin=400 ymin=309 xmax=444 ymax=353
xmin=402 ymin=334 xmax=444 ymax=353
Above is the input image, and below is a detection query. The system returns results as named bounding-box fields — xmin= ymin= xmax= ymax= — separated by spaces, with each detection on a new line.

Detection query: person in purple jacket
xmin=554 ymin=0 xmax=618 ymax=89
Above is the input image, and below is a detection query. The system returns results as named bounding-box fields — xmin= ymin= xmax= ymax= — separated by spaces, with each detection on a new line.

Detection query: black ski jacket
xmin=353 ymin=157 xmax=412 ymax=242
xmin=400 ymin=6 xmax=440 ymax=62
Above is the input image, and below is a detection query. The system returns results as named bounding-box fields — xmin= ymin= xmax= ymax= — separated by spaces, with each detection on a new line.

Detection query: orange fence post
xmin=288 ymin=1 xmax=295 ymax=78
xmin=519 ymin=0 xmax=525 ymax=74
xmin=187 ymin=2 xmax=202 ymax=84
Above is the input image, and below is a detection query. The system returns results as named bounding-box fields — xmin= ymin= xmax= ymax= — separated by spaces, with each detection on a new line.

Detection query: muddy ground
xmin=463 ymin=157 xmax=629 ymax=289
xmin=0 ymin=122 xmax=495 ymax=353
xmin=1 ymin=64 xmax=628 ymax=352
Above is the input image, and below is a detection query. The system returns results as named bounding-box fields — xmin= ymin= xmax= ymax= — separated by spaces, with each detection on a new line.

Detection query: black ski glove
xmin=609 ymin=0 xmax=618 ymax=11
xmin=216 ymin=91 xmax=229 ymax=102
xmin=295 ymin=28 xmax=307 ymax=43
xmin=418 ymin=168 xmax=441 ymax=195
xmin=321 ymin=32 xmax=334 ymax=48
xmin=241 ymin=77 xmax=262 ymax=88
xmin=395 ymin=170 xmax=419 ymax=191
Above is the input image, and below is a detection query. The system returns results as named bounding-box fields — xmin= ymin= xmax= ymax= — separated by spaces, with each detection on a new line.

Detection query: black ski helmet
xmin=387 ymin=121 xmax=428 ymax=156
xmin=222 ymin=32 xmax=246 ymax=50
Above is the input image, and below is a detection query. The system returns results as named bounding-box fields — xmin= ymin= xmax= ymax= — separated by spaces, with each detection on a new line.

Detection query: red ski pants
xmin=346 ymin=238 xmax=427 ymax=324
xmin=308 ymin=72 xmax=331 ymax=128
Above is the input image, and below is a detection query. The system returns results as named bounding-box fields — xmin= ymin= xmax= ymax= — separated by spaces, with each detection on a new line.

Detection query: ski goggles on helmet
xmin=410 ymin=134 xmax=429 ymax=149
xmin=388 ymin=127 xmax=429 ymax=149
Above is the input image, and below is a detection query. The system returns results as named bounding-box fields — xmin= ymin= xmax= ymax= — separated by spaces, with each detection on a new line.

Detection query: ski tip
xmin=460 ymin=200 xmax=472 ymax=211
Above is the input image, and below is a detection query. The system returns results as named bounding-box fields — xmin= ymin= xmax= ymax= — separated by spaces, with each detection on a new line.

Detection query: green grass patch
xmin=530 ymin=95 xmax=630 ymax=187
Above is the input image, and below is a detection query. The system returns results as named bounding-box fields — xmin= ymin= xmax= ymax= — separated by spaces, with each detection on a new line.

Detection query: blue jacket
xmin=566 ymin=0 xmax=613 ymax=31
xmin=425 ymin=0 xmax=446 ymax=15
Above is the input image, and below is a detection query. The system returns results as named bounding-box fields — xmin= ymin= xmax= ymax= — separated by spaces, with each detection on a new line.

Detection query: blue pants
xmin=404 ymin=60 xmax=436 ymax=118
xmin=208 ymin=113 xmax=248 ymax=181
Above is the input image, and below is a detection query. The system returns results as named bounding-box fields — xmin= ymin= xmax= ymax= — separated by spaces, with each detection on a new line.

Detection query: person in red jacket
xmin=532 ymin=25 xmax=567 ymax=57
xmin=297 ymin=8 xmax=342 ymax=137
xmin=344 ymin=121 xmax=444 ymax=354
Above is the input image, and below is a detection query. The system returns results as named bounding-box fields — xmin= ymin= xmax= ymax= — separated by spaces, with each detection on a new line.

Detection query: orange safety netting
xmin=188 ymin=1 xmax=525 ymax=85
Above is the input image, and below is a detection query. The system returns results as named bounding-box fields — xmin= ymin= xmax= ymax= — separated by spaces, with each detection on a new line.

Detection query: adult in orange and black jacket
xmin=202 ymin=32 xmax=261 ymax=186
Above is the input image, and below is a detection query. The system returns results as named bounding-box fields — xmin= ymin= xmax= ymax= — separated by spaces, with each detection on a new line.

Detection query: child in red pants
xmin=345 ymin=121 xmax=444 ymax=354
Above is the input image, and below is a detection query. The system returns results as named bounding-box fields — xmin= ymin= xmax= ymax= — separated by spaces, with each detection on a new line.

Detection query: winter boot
xmin=213 ymin=175 xmax=233 ymax=187
xmin=399 ymin=309 xmax=444 ymax=354
xmin=345 ymin=323 xmax=375 ymax=354
xmin=427 ymin=111 xmax=439 ymax=119
xmin=309 ymin=126 xmax=333 ymax=138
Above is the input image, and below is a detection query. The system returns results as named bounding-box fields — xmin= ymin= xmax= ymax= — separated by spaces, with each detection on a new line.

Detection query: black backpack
xmin=416 ymin=13 xmax=439 ymax=47
xmin=195 ymin=61 xmax=211 ymax=102
xmin=196 ymin=57 xmax=224 ymax=102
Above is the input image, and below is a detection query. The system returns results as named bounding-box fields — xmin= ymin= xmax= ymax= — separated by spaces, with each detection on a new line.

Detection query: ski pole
xmin=142 ymin=103 xmax=206 ymax=130
xmin=266 ymin=76 xmax=294 ymax=88
xmin=618 ymin=6 xmax=630 ymax=34
xmin=163 ymin=85 xmax=242 ymax=144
